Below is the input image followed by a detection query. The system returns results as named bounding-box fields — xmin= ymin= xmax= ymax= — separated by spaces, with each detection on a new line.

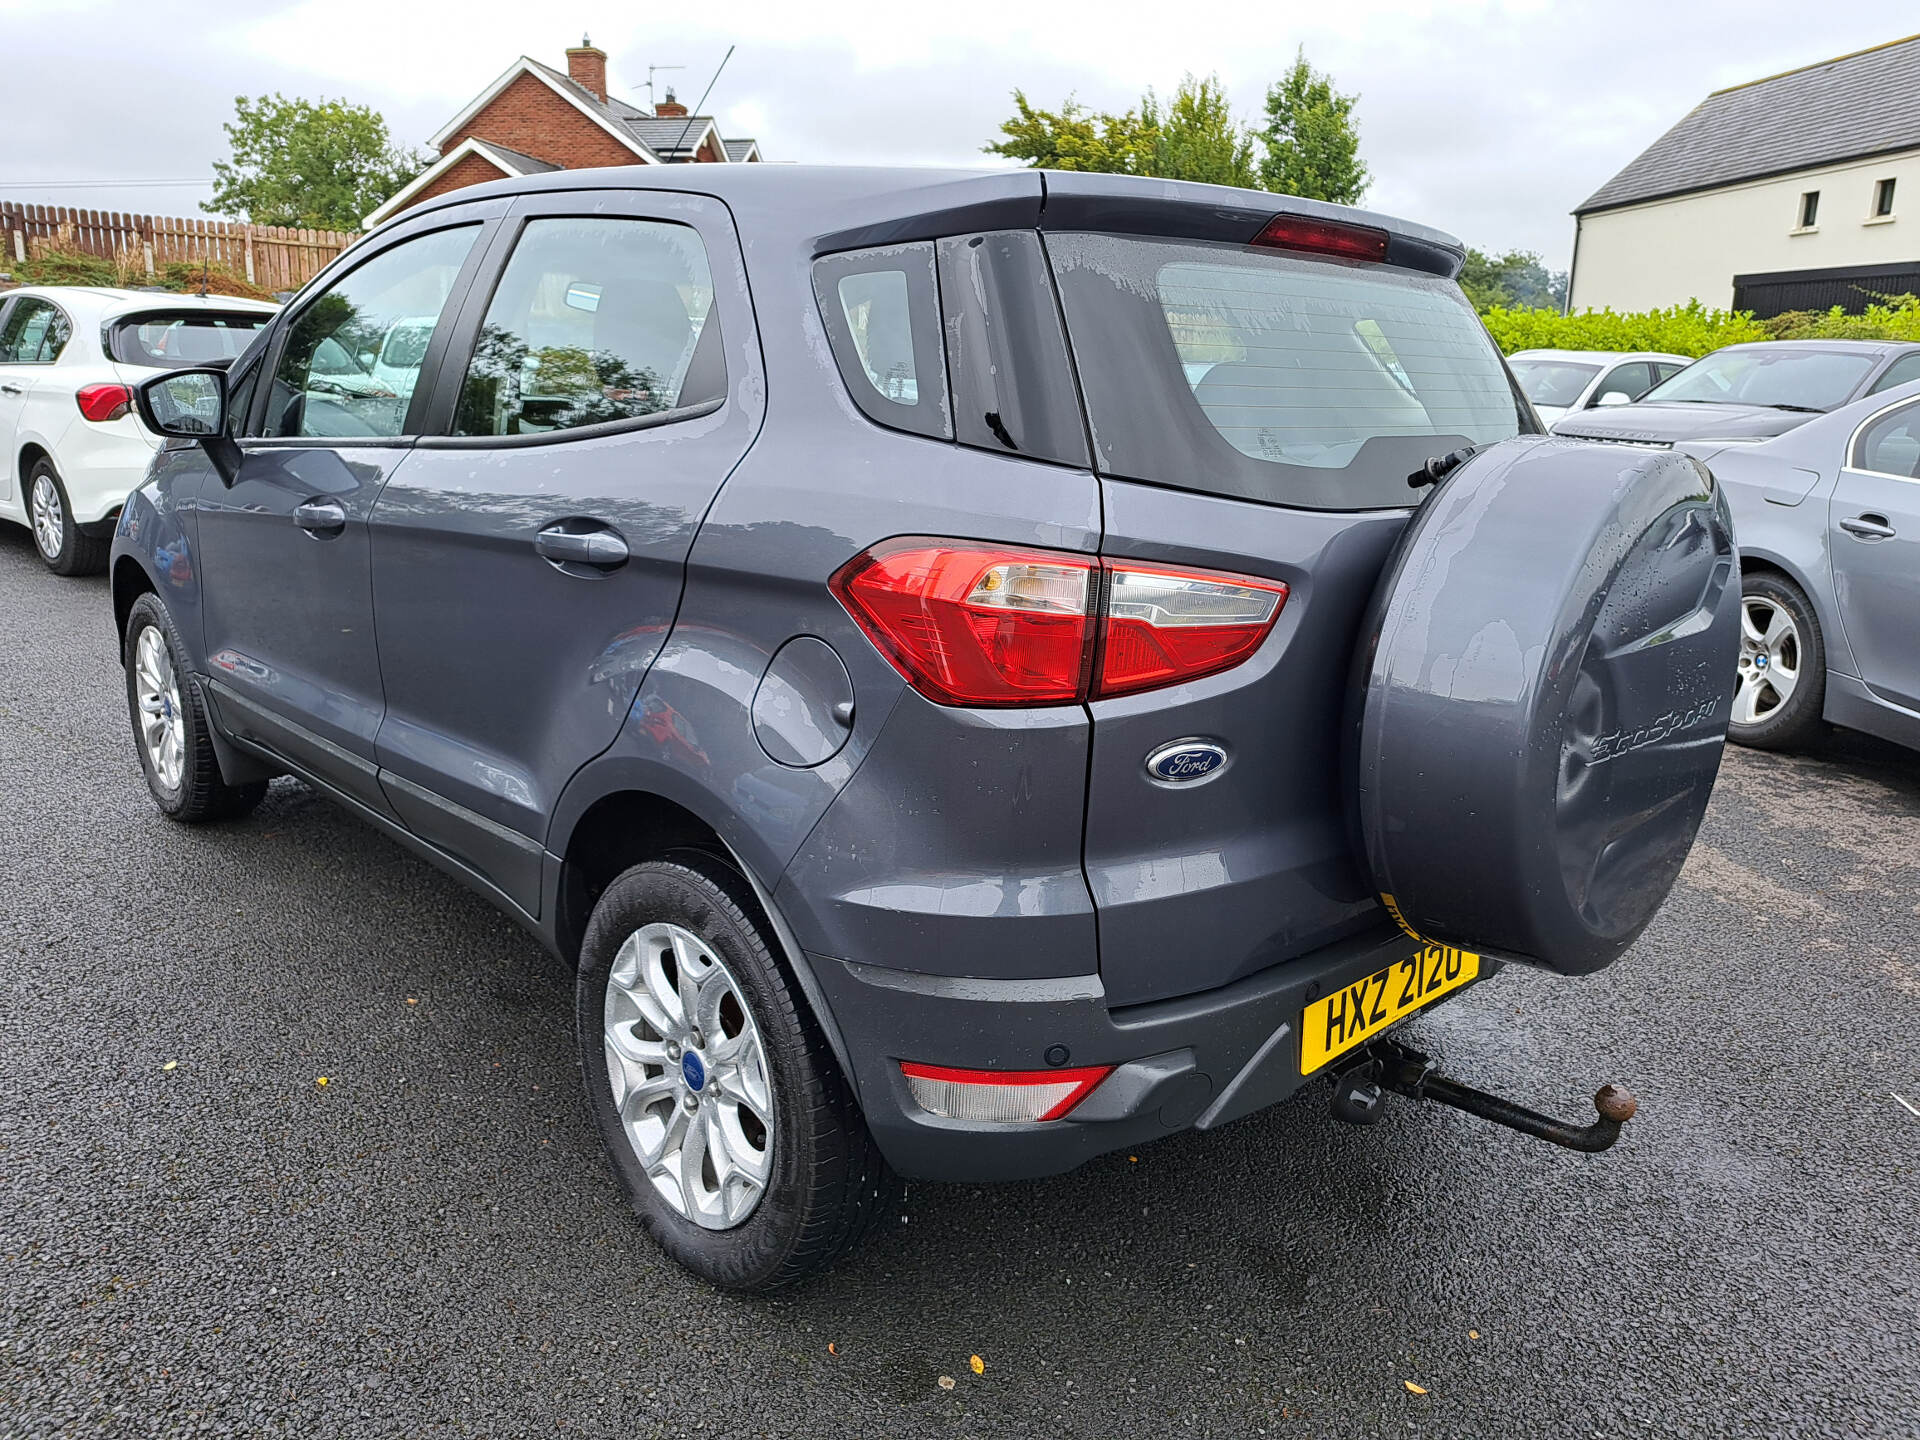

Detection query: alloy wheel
xmin=1734 ymin=595 xmax=1800 ymax=726
xmin=133 ymin=625 xmax=186 ymax=791
xmin=29 ymin=473 xmax=63 ymax=561
xmin=603 ymin=921 xmax=774 ymax=1230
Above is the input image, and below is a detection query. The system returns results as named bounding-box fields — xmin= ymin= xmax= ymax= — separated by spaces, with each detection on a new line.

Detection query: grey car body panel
xmin=365 ymin=190 xmax=765 ymax=913
xmin=1690 ymin=378 xmax=1920 ymax=750
xmin=1084 ymin=482 xmax=1407 ymax=1006
xmin=114 ymin=165 xmax=1735 ymax=1183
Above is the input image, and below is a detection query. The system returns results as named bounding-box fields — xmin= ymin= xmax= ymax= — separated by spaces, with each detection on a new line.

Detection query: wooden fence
xmin=0 ymin=203 xmax=354 ymax=293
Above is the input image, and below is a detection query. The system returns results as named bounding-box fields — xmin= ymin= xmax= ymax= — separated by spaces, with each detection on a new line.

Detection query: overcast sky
xmin=4 ymin=0 xmax=1915 ymax=266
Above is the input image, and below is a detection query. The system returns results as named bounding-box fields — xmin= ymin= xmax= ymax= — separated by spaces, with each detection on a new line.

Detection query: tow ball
xmin=1327 ymin=1039 xmax=1639 ymax=1153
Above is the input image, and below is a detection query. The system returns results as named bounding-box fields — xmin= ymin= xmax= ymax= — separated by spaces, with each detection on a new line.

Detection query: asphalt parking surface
xmin=3 ymin=524 xmax=1918 ymax=1440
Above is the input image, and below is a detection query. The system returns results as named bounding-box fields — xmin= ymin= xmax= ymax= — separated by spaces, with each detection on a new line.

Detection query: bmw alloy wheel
xmin=30 ymin=472 xmax=63 ymax=561
xmin=602 ymin=921 xmax=774 ymax=1229
xmin=133 ymin=624 xmax=186 ymax=791
xmin=1734 ymin=595 xmax=1799 ymax=727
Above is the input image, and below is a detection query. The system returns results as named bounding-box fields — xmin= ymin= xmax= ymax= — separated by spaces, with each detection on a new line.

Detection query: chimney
xmin=655 ymin=86 xmax=688 ymax=118
xmin=566 ymin=35 xmax=607 ymax=101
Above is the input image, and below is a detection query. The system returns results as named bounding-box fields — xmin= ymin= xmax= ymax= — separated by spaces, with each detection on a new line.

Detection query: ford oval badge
xmin=1145 ymin=740 xmax=1228 ymax=784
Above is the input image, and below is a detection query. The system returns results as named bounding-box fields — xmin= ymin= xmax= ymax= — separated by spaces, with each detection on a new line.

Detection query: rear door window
xmin=109 ymin=311 xmax=272 ymax=368
xmin=813 ymin=242 xmax=950 ymax=441
xmin=1048 ymin=233 xmax=1527 ymax=509
xmin=453 ymin=216 xmax=722 ymax=437
xmin=0 ymin=298 xmax=72 ymax=364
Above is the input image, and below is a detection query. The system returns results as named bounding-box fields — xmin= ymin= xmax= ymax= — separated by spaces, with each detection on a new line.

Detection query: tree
xmin=1144 ymin=77 xmax=1258 ymax=189
xmin=988 ymin=75 xmax=1253 ymax=186
xmin=989 ymin=58 xmax=1367 ymax=199
xmin=1259 ymin=50 xmax=1369 ymax=204
xmin=984 ymin=91 xmax=1156 ymax=175
xmin=1459 ymin=248 xmax=1569 ymax=312
xmin=207 ymin=94 xmax=424 ymax=231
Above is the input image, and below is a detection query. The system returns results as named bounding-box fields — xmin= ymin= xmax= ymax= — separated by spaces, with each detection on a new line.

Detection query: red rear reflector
xmin=899 ymin=1062 xmax=1114 ymax=1123
xmin=830 ymin=539 xmax=1094 ymax=706
xmin=1098 ymin=562 xmax=1288 ymax=697
xmin=1252 ymin=214 xmax=1390 ymax=263
xmin=76 ymin=382 xmax=133 ymax=423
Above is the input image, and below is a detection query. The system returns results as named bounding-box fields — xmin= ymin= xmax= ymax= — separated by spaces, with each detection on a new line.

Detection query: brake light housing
xmin=75 ymin=382 xmax=133 ymax=423
xmin=900 ymin=1061 xmax=1113 ymax=1123
xmin=1252 ymin=213 xmax=1390 ymax=264
xmin=831 ymin=539 xmax=1288 ymax=707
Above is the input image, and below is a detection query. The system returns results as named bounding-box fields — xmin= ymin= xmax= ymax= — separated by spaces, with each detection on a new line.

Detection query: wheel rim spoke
xmin=602 ymin=919 xmax=775 ymax=1231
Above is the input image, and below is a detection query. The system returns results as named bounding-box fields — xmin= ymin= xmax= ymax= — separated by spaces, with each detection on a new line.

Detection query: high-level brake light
xmin=1252 ymin=214 xmax=1390 ymax=263
xmin=899 ymin=1062 xmax=1114 ymax=1123
xmin=831 ymin=540 xmax=1288 ymax=707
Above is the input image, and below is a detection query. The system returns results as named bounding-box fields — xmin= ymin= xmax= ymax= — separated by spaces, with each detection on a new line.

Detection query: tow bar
xmin=1328 ymin=1039 xmax=1639 ymax=1153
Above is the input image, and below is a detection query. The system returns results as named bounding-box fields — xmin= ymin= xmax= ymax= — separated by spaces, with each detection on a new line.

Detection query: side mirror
xmin=1595 ymin=391 xmax=1633 ymax=407
xmin=134 ymin=367 xmax=241 ymax=483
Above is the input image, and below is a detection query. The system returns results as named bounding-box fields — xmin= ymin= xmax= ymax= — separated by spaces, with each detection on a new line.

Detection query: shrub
xmin=1479 ymin=300 xmax=1767 ymax=358
xmin=3 ymin=245 xmax=275 ymax=302
xmin=156 ymin=260 xmax=276 ymax=302
xmin=1761 ymin=295 xmax=1920 ymax=341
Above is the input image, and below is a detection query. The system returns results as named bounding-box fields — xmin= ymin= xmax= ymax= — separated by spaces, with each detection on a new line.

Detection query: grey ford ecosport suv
xmin=115 ymin=166 xmax=1739 ymax=1291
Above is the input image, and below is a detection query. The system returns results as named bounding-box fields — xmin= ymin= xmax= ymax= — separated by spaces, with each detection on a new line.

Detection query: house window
xmin=1798 ymin=191 xmax=1820 ymax=228
xmin=1874 ymin=178 xmax=1897 ymax=217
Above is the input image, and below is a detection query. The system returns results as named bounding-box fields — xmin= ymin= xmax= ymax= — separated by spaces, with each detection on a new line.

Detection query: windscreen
xmin=1510 ymin=358 xmax=1600 ymax=408
xmin=1643 ymin=348 xmax=1875 ymax=411
xmin=1048 ymin=233 xmax=1528 ymax=509
xmin=110 ymin=311 xmax=271 ymax=368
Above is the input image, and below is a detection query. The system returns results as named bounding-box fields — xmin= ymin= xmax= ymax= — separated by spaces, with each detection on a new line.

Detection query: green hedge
xmin=1480 ymin=294 xmax=1920 ymax=357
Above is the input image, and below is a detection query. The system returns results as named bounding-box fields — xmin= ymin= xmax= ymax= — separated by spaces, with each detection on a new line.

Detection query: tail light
xmin=76 ymin=383 xmax=133 ymax=423
xmin=831 ymin=540 xmax=1094 ymax=705
xmin=832 ymin=539 xmax=1287 ymax=707
xmin=900 ymin=1062 xmax=1113 ymax=1123
xmin=1099 ymin=563 xmax=1288 ymax=697
xmin=1252 ymin=214 xmax=1390 ymax=263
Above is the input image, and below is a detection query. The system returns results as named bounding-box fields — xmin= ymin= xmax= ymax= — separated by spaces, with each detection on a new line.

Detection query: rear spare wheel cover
xmin=1352 ymin=435 xmax=1737 ymax=974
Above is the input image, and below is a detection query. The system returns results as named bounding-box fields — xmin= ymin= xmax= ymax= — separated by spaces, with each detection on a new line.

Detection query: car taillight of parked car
xmin=830 ymin=538 xmax=1288 ymax=707
xmin=75 ymin=383 xmax=133 ymax=423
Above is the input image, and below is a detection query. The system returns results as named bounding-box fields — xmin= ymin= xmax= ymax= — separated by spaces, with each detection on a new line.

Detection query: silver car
xmin=1686 ymin=378 xmax=1920 ymax=752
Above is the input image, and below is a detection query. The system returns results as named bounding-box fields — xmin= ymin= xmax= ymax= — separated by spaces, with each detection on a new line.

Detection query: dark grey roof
xmin=1577 ymin=33 xmax=1920 ymax=214
xmin=472 ymin=140 xmax=560 ymax=174
xmin=722 ymin=138 xmax=758 ymax=162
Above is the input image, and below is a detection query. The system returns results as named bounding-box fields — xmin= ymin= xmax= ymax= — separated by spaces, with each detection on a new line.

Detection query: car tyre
xmin=1730 ymin=571 xmax=1825 ymax=751
xmin=27 ymin=458 xmax=109 ymax=577
xmin=577 ymin=857 xmax=895 ymax=1293
xmin=123 ymin=592 xmax=268 ymax=822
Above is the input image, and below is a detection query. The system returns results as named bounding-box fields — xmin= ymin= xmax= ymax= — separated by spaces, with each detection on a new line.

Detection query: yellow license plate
xmin=1299 ymin=944 xmax=1480 ymax=1074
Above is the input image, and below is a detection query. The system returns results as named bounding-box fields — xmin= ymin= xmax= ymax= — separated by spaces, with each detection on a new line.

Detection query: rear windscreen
xmin=1047 ymin=233 xmax=1529 ymax=509
xmin=109 ymin=311 xmax=271 ymax=368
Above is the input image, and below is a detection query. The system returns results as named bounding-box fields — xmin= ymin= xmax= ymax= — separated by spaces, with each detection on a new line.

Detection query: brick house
xmin=365 ymin=38 xmax=760 ymax=228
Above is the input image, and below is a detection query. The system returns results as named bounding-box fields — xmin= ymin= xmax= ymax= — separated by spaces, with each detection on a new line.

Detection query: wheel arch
xmin=112 ymin=554 xmax=157 ymax=649
xmin=1736 ymin=545 xmax=1853 ymax=678
xmin=17 ymin=439 xmax=51 ymax=488
xmin=551 ymin=779 xmax=858 ymax=1096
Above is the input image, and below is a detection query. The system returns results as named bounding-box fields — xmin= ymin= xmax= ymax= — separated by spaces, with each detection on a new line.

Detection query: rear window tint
xmin=813 ymin=243 xmax=950 ymax=441
xmin=1049 ymin=233 xmax=1528 ymax=509
xmin=109 ymin=311 xmax=271 ymax=368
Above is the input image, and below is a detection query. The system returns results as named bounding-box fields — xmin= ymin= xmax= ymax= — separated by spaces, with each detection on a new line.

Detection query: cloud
xmin=4 ymin=0 xmax=1916 ymax=267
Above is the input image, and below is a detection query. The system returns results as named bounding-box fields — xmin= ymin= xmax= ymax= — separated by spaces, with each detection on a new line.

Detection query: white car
xmin=1507 ymin=348 xmax=1693 ymax=427
xmin=0 ymin=286 xmax=277 ymax=574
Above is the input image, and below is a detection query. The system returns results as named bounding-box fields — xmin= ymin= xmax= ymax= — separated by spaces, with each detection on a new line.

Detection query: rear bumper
xmin=811 ymin=923 xmax=1499 ymax=1181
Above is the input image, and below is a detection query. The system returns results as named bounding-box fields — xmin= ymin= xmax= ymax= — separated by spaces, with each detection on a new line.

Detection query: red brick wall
xmin=406 ymin=152 xmax=512 ymax=209
xmin=440 ymin=72 xmax=646 ymax=170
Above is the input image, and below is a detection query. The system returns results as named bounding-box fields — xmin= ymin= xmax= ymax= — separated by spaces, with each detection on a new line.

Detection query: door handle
xmin=1840 ymin=513 xmax=1896 ymax=540
xmin=293 ymin=499 xmax=347 ymax=535
xmin=535 ymin=523 xmax=629 ymax=569
xmin=0 ymin=383 xmax=23 ymax=395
